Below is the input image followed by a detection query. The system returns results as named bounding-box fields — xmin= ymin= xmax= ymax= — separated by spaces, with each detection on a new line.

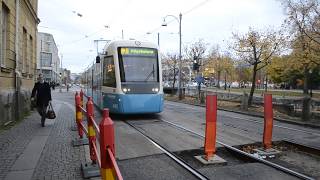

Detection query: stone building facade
xmin=0 ymin=0 xmax=39 ymax=126
xmin=37 ymin=32 xmax=60 ymax=83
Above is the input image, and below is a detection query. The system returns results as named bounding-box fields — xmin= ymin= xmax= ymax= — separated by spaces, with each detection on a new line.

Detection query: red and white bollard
xmin=86 ymin=97 xmax=97 ymax=164
xmin=75 ymin=92 xmax=83 ymax=138
xmin=99 ymin=109 xmax=119 ymax=180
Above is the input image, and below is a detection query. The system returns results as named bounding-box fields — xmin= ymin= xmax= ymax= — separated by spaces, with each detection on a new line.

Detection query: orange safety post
xmin=263 ymin=93 xmax=273 ymax=149
xmin=99 ymin=109 xmax=118 ymax=180
xmin=204 ymin=94 xmax=217 ymax=160
xmin=75 ymin=92 xmax=83 ymax=138
xmin=86 ymin=97 xmax=97 ymax=164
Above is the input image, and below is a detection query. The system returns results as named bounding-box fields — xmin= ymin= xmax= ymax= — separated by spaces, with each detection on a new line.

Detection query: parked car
xmin=186 ymin=82 xmax=206 ymax=88
xmin=230 ymin=81 xmax=240 ymax=88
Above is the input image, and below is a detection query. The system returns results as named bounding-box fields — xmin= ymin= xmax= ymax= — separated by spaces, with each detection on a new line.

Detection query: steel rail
xmin=125 ymin=121 xmax=209 ymax=180
xmin=160 ymin=119 xmax=315 ymax=180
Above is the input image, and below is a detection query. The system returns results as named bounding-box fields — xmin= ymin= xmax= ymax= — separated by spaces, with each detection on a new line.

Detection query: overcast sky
xmin=38 ymin=0 xmax=286 ymax=73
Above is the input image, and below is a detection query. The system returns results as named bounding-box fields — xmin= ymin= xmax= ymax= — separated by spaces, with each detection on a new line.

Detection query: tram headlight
xmin=122 ymin=88 xmax=131 ymax=93
xmin=152 ymin=88 xmax=159 ymax=92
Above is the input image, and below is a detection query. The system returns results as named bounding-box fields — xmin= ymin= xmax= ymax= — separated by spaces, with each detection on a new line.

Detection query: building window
xmin=29 ymin=35 xmax=33 ymax=74
xmin=22 ymin=28 xmax=27 ymax=72
xmin=103 ymin=56 xmax=116 ymax=87
xmin=1 ymin=4 xmax=9 ymax=67
xmin=40 ymin=52 xmax=52 ymax=67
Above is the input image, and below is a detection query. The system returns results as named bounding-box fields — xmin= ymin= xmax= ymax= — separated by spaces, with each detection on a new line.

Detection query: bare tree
xmin=281 ymin=0 xmax=320 ymax=120
xmin=207 ymin=45 xmax=234 ymax=89
xmin=184 ymin=39 xmax=208 ymax=77
xmin=282 ymin=0 xmax=320 ymax=45
xmin=162 ymin=53 xmax=179 ymax=93
xmin=232 ymin=28 xmax=281 ymax=106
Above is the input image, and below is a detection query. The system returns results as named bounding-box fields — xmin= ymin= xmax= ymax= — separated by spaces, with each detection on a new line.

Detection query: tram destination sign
xmin=120 ymin=47 xmax=156 ymax=56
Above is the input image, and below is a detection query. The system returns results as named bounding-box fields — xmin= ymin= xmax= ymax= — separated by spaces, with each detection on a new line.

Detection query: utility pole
xmin=122 ymin=30 xmax=124 ymax=39
xmin=59 ymin=53 xmax=63 ymax=93
xmin=178 ymin=13 xmax=182 ymax=99
xmin=157 ymin=32 xmax=160 ymax=47
xmin=162 ymin=13 xmax=182 ymax=99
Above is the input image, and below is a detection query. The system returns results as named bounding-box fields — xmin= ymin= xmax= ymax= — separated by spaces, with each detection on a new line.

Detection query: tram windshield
xmin=118 ymin=47 xmax=159 ymax=82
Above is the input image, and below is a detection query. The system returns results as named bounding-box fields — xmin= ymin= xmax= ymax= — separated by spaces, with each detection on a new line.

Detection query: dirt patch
xmin=238 ymin=141 xmax=320 ymax=179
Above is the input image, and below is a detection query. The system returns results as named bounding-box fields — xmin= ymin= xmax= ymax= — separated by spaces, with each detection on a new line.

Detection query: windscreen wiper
xmin=144 ymin=64 xmax=155 ymax=81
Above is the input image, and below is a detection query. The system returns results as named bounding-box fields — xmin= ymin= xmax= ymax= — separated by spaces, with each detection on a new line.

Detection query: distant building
xmin=70 ymin=73 xmax=81 ymax=84
xmin=37 ymin=32 xmax=60 ymax=83
xmin=0 ymin=0 xmax=39 ymax=125
xmin=60 ymin=68 xmax=71 ymax=85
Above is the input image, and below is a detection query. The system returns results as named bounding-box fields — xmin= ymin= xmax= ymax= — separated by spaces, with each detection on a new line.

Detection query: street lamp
xmin=162 ymin=13 xmax=183 ymax=99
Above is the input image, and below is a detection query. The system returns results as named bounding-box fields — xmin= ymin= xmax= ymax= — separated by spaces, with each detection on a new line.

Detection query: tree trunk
xmin=172 ymin=68 xmax=176 ymax=95
xmin=224 ymin=72 xmax=227 ymax=90
xmin=217 ymin=71 xmax=221 ymax=88
xmin=302 ymin=66 xmax=311 ymax=121
xmin=248 ymin=63 xmax=258 ymax=106
xmin=303 ymin=66 xmax=308 ymax=94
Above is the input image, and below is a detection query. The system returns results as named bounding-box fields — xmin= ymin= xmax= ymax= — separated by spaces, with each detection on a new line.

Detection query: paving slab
xmin=118 ymin=153 xmax=198 ymax=180
xmin=128 ymin=119 xmax=206 ymax=152
xmin=114 ymin=120 xmax=163 ymax=160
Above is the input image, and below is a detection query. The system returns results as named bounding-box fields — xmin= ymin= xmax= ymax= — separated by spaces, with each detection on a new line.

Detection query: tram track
xmin=118 ymin=115 xmax=317 ymax=180
xmin=124 ymin=120 xmax=210 ymax=180
xmin=157 ymin=117 xmax=316 ymax=180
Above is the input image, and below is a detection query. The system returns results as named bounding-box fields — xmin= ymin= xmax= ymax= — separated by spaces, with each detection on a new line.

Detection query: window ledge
xmin=22 ymin=72 xmax=28 ymax=77
xmin=1 ymin=66 xmax=12 ymax=73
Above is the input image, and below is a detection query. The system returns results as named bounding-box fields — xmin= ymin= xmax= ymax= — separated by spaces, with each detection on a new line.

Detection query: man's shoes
xmin=41 ymin=117 xmax=45 ymax=127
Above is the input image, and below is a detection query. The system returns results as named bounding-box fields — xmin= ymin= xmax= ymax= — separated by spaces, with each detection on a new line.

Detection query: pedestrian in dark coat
xmin=31 ymin=73 xmax=52 ymax=127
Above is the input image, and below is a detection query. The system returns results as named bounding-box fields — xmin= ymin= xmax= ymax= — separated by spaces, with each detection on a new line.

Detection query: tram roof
xmin=103 ymin=40 xmax=158 ymax=52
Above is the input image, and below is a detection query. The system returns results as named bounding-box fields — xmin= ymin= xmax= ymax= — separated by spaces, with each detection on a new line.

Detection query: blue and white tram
xmin=83 ymin=40 xmax=164 ymax=114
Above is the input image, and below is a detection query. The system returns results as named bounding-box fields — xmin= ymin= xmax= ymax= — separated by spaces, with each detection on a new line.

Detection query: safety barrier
xmin=204 ymin=94 xmax=217 ymax=160
xmin=263 ymin=94 xmax=273 ymax=150
xmin=74 ymin=90 xmax=123 ymax=180
xmin=203 ymin=93 xmax=275 ymax=158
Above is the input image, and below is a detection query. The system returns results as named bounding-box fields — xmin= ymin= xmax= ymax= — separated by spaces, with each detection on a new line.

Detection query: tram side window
xmin=103 ymin=56 xmax=116 ymax=87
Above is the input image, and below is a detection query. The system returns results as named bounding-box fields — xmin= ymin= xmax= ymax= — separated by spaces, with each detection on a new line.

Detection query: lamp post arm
xmin=163 ymin=15 xmax=180 ymax=23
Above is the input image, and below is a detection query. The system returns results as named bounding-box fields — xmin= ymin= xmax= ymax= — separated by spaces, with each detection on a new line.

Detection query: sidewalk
xmin=0 ymin=95 xmax=86 ymax=180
